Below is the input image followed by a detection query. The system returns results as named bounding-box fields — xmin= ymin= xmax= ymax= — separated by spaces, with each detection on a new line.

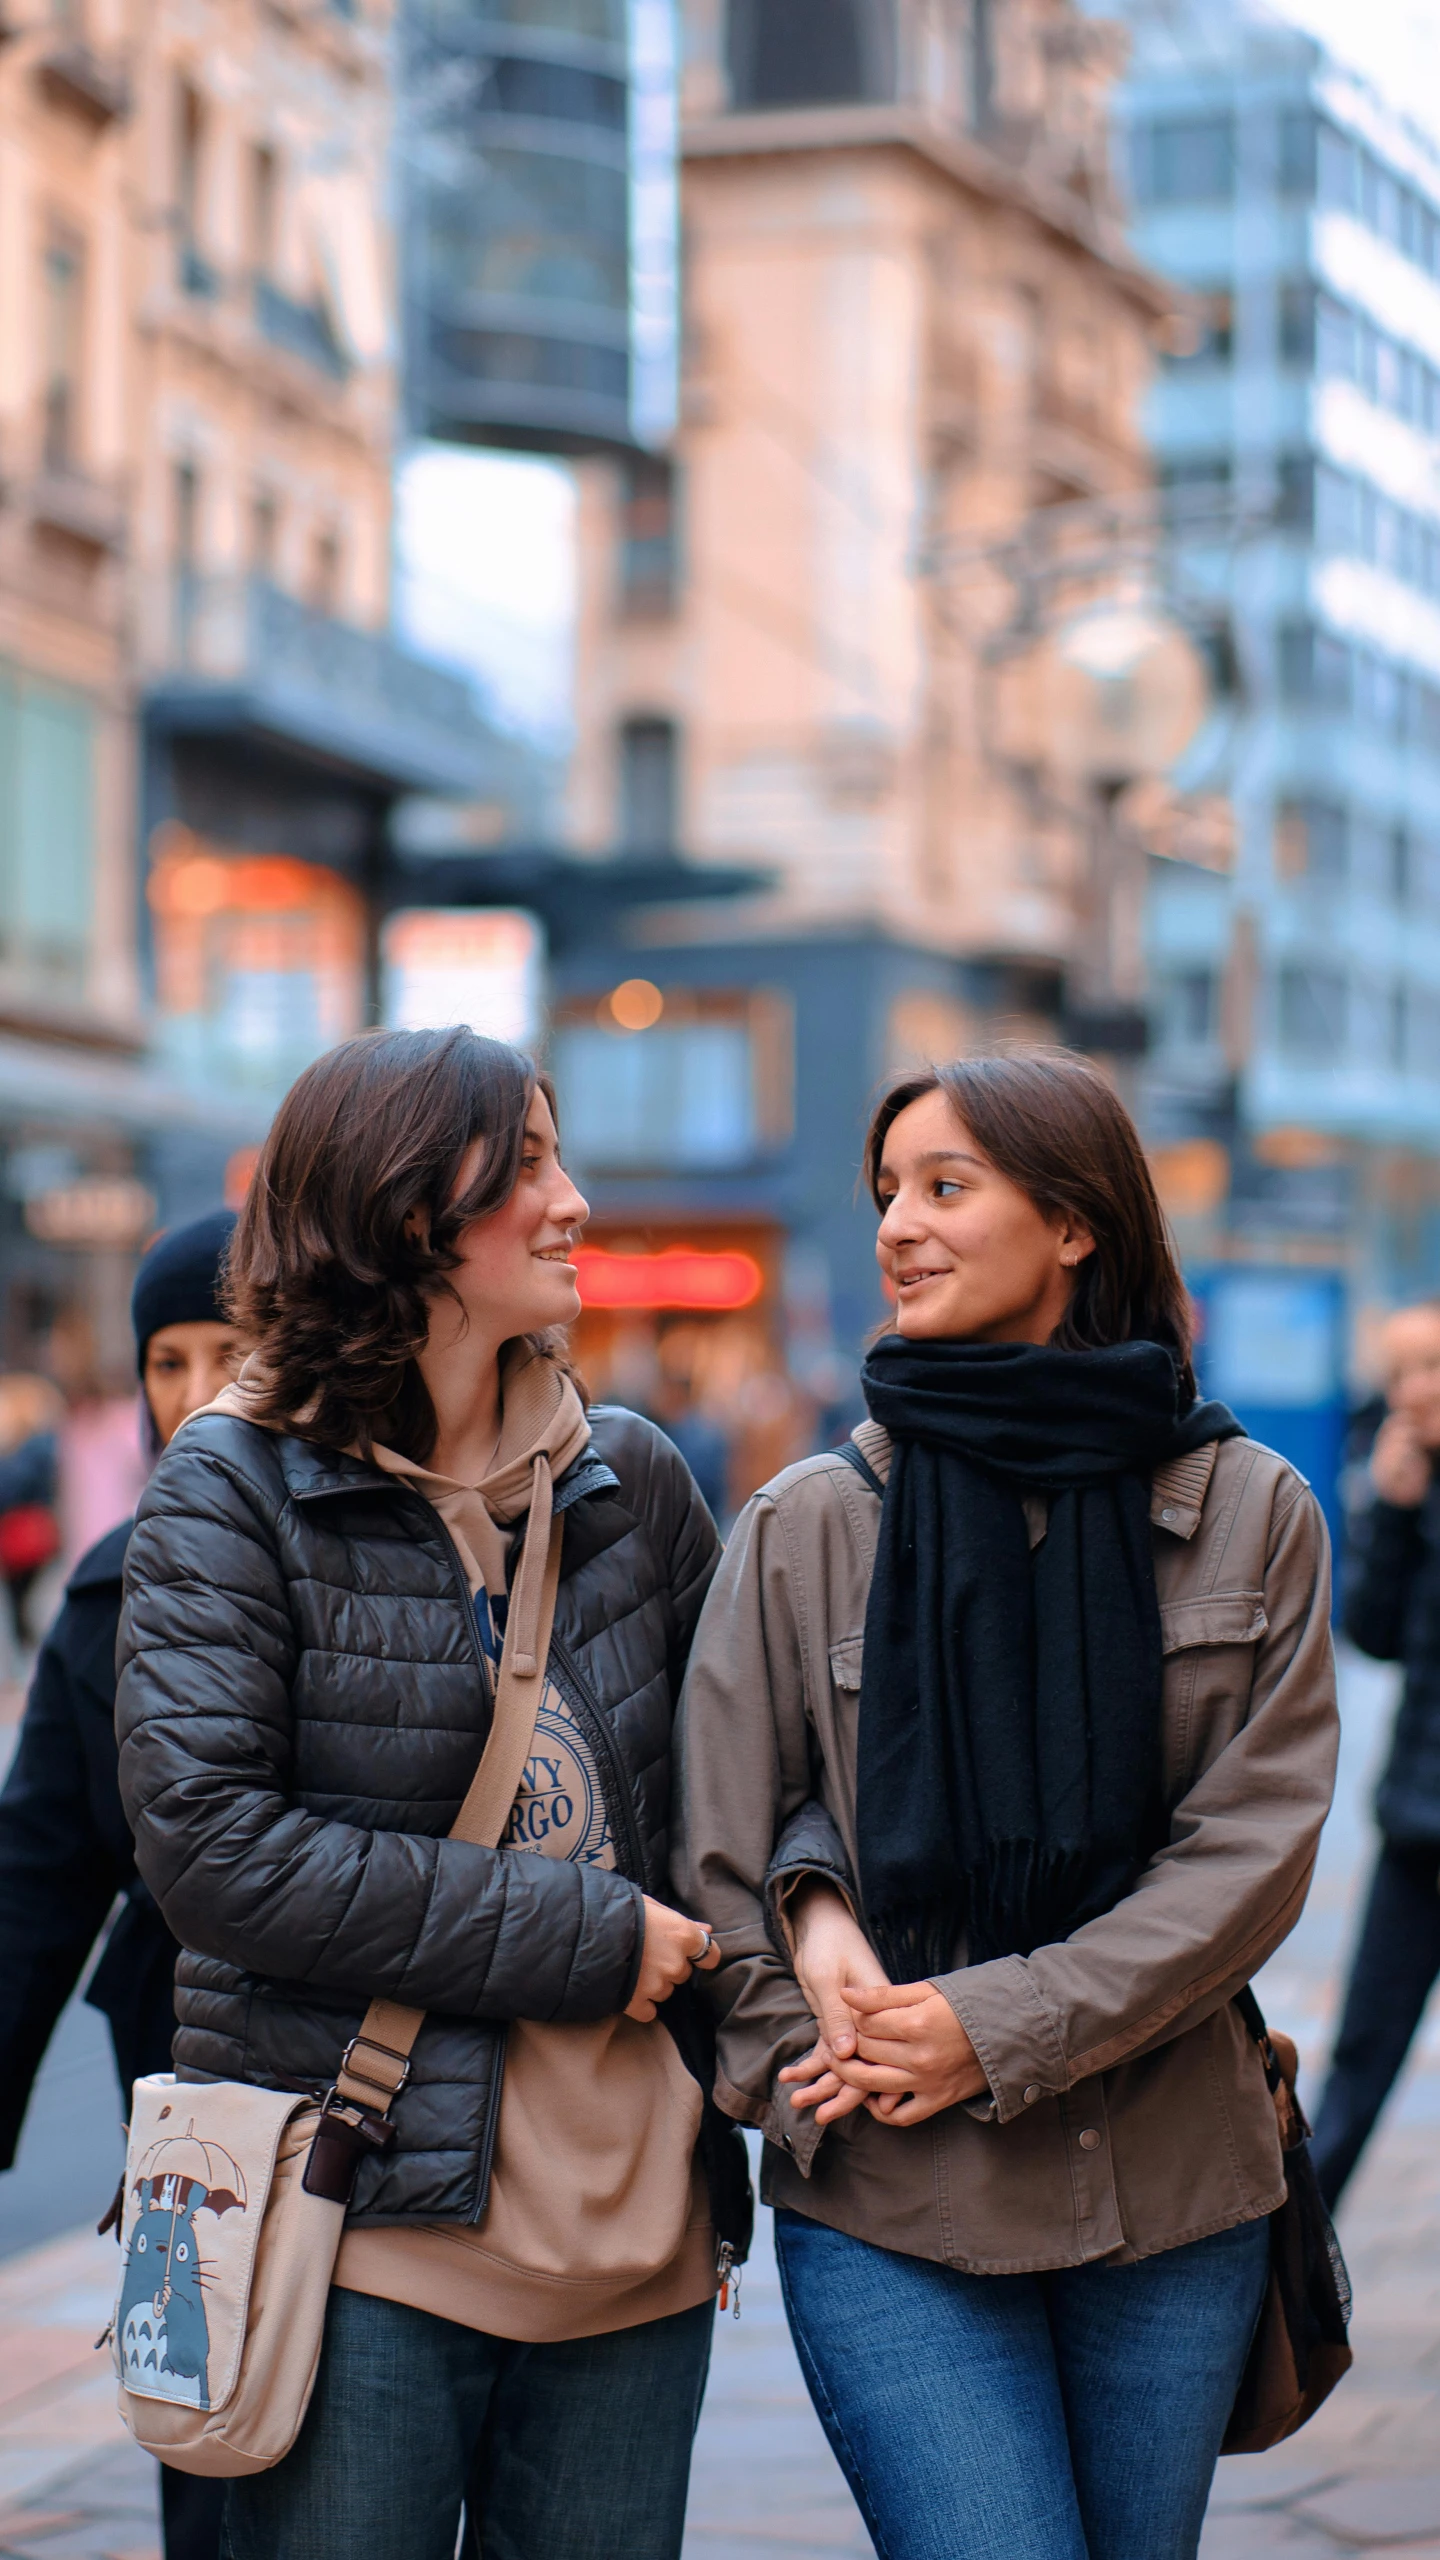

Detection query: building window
xmin=173 ymin=460 xmax=201 ymax=659
xmin=618 ymin=716 xmax=678 ymax=853
xmin=309 ymin=526 xmax=341 ymax=617
xmin=1278 ymin=282 xmax=1314 ymax=365
xmin=619 ymin=457 xmax=679 ymax=615
xmin=1277 ymin=108 xmax=1316 ymax=196
xmin=41 ymin=231 xmax=84 ymax=470
xmin=551 ymin=987 xmax=793 ymax=1172
xmin=1278 ymin=965 xmax=1346 ymax=1059
xmin=1159 ymin=968 xmax=1217 ymax=1047
xmin=250 ymin=144 xmax=277 ymax=279
xmin=1130 ymin=115 xmax=1234 ymax=207
xmin=0 ymin=664 xmax=95 ymax=995
xmin=1275 ymin=453 xmax=1314 ymax=530
xmin=1390 ymin=981 xmax=1409 ymax=1068
xmin=1159 ymin=455 xmax=1230 ymax=530
xmin=251 ymin=488 xmax=279 ymax=582
xmin=147 ymin=839 xmax=366 ymax=1094
xmin=177 ymin=81 xmax=215 ymax=296
xmin=727 ymin=0 xmax=894 ymax=110
xmin=969 ymin=0 xmax=994 ymax=130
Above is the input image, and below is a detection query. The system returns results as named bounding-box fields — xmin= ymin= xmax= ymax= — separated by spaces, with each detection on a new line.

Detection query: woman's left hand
xmin=829 ymin=1979 xmax=990 ymax=2126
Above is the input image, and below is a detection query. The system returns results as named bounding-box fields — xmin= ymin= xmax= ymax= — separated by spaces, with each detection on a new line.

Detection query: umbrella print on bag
xmin=116 ymin=2125 xmax=248 ymax=2409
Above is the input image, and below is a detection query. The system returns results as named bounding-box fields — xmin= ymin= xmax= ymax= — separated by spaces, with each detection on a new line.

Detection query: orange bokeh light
xmin=575 ymin=1246 xmax=764 ymax=1313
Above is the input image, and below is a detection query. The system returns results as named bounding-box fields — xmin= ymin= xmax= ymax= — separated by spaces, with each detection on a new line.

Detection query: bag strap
xmin=836 ymin=1437 xmax=885 ymax=1499
xmin=330 ymin=1474 xmax=564 ymax=2120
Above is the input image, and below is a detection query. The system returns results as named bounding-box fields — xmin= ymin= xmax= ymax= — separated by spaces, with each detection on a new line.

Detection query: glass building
xmin=402 ymin=0 xmax=676 ymax=453
xmin=1113 ymin=8 xmax=1440 ymax=1305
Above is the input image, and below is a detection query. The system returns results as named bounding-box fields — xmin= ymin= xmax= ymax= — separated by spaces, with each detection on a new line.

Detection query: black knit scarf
xmin=855 ymin=1336 xmax=1240 ymax=1978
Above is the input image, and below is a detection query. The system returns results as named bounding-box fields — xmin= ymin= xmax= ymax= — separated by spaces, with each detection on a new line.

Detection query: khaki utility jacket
xmin=672 ymin=1424 xmax=1338 ymax=2273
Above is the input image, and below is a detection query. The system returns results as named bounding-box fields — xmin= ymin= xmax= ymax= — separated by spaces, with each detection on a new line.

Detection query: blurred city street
xmin=0 ymin=1642 xmax=1434 ymax=2559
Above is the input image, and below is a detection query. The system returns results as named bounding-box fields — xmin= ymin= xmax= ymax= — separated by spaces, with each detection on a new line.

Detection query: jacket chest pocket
xmin=828 ymin=1633 xmax=864 ymax=1695
xmin=1160 ymin=1590 xmax=1268 ymax=1794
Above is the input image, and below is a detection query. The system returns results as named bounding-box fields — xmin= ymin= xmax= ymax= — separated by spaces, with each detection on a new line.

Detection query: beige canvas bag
xmin=108 ymin=1458 xmax=701 ymax=2476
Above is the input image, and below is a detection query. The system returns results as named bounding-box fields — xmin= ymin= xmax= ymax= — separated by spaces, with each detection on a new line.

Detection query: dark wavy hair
xmin=862 ymin=1047 xmax=1196 ymax=1398
xmin=225 ymin=1026 xmax=576 ymax=1461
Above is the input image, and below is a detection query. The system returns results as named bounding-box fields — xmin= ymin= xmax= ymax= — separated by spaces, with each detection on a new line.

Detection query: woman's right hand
xmin=625 ymin=1896 xmax=720 ymax=2022
xmin=1372 ymin=1413 xmax=1432 ymax=1508
xmin=778 ymin=1880 xmax=891 ymax=2125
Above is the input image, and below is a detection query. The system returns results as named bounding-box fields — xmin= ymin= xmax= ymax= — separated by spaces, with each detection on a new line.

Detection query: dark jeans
xmin=221 ymin=2286 xmax=714 ymax=2560
xmin=774 ymin=2207 xmax=1270 ymax=2560
xmin=160 ymin=2465 xmax=224 ymax=2560
xmin=1311 ymin=1835 xmax=1440 ymax=2209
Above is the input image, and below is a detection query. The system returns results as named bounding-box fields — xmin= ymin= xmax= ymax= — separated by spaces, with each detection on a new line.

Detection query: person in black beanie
xmin=0 ymin=1208 xmax=239 ymax=2560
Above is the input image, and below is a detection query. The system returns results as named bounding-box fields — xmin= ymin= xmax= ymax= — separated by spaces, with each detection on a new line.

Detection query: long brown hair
xmin=226 ymin=1026 xmax=577 ymax=1460
xmin=862 ymin=1048 xmax=1196 ymax=1397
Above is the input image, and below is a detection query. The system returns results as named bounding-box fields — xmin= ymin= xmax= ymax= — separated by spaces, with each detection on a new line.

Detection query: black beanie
xmin=132 ymin=1209 xmax=238 ymax=1372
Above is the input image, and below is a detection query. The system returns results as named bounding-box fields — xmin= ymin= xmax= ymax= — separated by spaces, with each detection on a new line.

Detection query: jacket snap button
xmin=1160 ymin=1506 xmax=1178 ymax=1525
xmin=1077 ymin=2128 xmax=1102 ymax=2151
xmin=1023 ymin=2084 xmax=1042 ymax=2104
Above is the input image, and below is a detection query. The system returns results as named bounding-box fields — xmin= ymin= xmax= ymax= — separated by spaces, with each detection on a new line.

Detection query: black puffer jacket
xmin=1345 ymin=1486 xmax=1440 ymax=1842
xmin=116 ymin=1404 xmax=749 ymax=2249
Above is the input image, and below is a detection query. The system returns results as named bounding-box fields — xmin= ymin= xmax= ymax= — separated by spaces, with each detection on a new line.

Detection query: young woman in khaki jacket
xmin=674 ymin=1051 xmax=1338 ymax=2560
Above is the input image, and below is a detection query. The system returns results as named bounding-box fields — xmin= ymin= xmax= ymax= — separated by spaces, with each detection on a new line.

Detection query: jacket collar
xmin=848 ymin=1421 xmax=1218 ymax=1542
xmin=280 ymin=1432 xmax=618 ymax=1515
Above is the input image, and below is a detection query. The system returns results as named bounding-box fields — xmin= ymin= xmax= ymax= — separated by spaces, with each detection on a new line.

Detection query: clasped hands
xmin=779 ymin=1879 xmax=988 ymax=2129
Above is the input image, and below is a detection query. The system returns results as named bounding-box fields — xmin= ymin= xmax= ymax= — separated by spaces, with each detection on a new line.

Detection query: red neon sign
xmin=575 ymin=1246 xmax=764 ymax=1313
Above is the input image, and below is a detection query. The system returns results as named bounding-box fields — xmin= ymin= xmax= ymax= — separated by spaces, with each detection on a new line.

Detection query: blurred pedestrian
xmin=0 ymin=1208 xmax=238 ymax=2560
xmin=115 ymin=1031 xmax=748 ymax=2560
xmin=0 ymin=1374 xmax=63 ymax=1668
xmin=676 ymin=1051 xmax=1338 ymax=2560
xmin=1312 ymin=1301 xmax=1440 ymax=2209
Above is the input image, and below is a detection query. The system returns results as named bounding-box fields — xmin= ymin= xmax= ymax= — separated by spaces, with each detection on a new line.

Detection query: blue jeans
xmin=775 ymin=2208 xmax=1270 ymax=2560
xmin=222 ymin=2286 xmax=714 ymax=2560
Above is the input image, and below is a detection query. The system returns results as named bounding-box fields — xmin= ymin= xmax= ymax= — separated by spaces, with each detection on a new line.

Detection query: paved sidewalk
xmin=4 ymin=1645 xmax=1439 ymax=2556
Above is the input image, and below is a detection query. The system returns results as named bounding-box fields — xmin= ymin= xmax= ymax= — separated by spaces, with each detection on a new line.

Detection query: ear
xmin=403 ymin=1206 xmax=429 ymax=1249
xmin=1055 ymin=1214 xmax=1096 ymax=1272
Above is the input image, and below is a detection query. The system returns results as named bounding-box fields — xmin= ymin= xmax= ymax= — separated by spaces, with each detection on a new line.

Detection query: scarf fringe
xmin=870 ymin=1840 xmax=1101 ymax=1980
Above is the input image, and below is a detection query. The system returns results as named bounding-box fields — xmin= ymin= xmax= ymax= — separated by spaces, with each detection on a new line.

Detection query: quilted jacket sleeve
xmin=116 ymin=1438 xmax=644 ymax=2025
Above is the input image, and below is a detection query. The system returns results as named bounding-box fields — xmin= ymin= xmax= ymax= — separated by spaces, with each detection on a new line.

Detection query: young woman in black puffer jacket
xmin=116 ymin=1027 xmax=749 ymax=2560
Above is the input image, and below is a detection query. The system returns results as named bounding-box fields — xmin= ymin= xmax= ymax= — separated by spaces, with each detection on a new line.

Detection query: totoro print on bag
xmin=116 ymin=2123 xmax=247 ymax=2407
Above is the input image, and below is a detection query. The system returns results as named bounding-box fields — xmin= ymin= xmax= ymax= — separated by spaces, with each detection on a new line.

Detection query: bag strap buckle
xmin=337 ymin=2031 xmax=413 ymax=2106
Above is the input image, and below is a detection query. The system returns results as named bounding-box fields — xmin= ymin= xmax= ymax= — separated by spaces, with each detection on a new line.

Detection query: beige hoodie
xmin=202 ymin=1347 xmax=714 ymax=2338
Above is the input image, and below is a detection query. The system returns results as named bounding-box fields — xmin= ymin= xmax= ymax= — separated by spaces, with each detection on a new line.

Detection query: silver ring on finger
xmin=693 ymin=1926 xmax=715 ymax=1964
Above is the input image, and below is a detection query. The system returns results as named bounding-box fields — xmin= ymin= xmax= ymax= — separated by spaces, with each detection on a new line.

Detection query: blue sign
xmin=1190 ymin=1267 xmax=1347 ymax=1559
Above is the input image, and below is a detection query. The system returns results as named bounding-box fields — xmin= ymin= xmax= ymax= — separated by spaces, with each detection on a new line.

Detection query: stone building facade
xmin=553 ymin=0 xmax=1175 ymax=1477
xmin=568 ymin=0 xmax=1167 ymax=996
xmin=0 ymin=0 xmax=485 ymax=1377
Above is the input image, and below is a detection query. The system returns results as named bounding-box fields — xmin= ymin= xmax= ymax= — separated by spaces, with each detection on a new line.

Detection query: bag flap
xmin=1160 ymin=1591 xmax=1268 ymax=1653
xmin=114 ymin=2074 xmax=314 ymax=2417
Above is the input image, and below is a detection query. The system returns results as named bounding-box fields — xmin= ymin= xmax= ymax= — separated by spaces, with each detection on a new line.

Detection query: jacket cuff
xmin=711 ymin=2063 xmax=826 ymax=2176
xmin=932 ymin=1957 xmax=1070 ymax=2126
xmin=761 ymin=2085 xmax=825 ymax=2176
xmin=763 ymin=1801 xmax=858 ymax=1960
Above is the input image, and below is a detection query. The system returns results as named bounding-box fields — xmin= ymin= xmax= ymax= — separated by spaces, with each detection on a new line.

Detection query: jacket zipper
xmin=394 ymin=1489 xmax=509 ymax=2219
xmin=547 ymin=1631 xmax=648 ymax=1887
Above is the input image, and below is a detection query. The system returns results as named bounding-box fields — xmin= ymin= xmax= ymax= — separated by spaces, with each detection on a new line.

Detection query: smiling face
xmin=430 ymin=1089 xmax=589 ymax=1355
xmin=874 ymin=1086 xmax=1095 ymax=1346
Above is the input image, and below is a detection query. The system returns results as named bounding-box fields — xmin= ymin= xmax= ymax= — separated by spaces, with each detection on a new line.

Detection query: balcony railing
xmin=150 ymin=576 xmax=494 ymax=798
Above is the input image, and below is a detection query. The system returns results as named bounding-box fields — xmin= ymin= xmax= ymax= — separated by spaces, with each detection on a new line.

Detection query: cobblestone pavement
xmin=1 ymin=1647 xmax=1437 ymax=2557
